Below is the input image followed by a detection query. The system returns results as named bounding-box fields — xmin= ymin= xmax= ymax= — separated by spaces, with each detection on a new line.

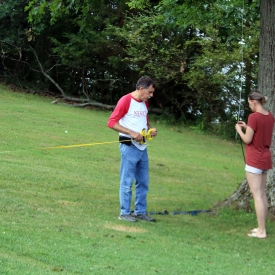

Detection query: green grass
xmin=1 ymin=84 xmax=275 ymax=275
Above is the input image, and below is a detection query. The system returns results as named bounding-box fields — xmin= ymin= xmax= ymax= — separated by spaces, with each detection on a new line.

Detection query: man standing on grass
xmin=107 ymin=76 xmax=157 ymax=222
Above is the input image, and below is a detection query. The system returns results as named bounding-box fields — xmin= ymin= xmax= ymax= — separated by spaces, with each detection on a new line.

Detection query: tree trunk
xmin=259 ymin=0 xmax=275 ymax=214
xmin=217 ymin=0 xmax=275 ymax=215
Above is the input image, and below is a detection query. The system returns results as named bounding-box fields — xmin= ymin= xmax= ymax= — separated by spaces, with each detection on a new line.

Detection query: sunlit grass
xmin=0 ymin=84 xmax=275 ymax=275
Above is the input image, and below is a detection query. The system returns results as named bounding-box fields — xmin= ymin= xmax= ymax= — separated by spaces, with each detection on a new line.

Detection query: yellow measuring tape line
xmin=38 ymin=140 xmax=122 ymax=150
xmin=0 ymin=140 xmax=123 ymax=154
xmin=0 ymin=129 xmax=155 ymax=154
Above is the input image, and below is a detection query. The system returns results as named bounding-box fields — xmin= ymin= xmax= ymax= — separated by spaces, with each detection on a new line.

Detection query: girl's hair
xmin=248 ymin=90 xmax=268 ymax=104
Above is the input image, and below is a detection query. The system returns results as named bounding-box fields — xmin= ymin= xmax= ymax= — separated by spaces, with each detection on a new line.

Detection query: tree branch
xmin=29 ymin=44 xmax=67 ymax=98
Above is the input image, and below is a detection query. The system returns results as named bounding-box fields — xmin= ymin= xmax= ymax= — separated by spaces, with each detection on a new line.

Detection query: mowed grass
xmin=1 ymin=84 xmax=275 ymax=275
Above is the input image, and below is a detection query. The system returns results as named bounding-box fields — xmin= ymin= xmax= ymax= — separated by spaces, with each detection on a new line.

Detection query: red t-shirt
xmin=246 ymin=112 xmax=274 ymax=169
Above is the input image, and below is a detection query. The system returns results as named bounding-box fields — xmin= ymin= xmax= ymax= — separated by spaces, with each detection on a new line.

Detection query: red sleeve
xmin=107 ymin=94 xmax=131 ymax=128
xmin=247 ymin=113 xmax=257 ymax=132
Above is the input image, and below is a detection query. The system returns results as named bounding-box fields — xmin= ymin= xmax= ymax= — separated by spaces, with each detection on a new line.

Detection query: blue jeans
xmin=119 ymin=143 xmax=149 ymax=215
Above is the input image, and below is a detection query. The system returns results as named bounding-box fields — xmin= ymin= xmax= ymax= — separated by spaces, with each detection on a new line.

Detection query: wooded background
xmin=0 ymin=0 xmax=260 ymax=137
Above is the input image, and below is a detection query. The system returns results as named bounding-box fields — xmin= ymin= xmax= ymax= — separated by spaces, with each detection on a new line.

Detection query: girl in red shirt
xmin=235 ymin=90 xmax=274 ymax=239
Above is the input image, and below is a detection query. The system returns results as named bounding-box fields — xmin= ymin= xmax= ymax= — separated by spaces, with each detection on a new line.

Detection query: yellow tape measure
xmin=139 ymin=128 xmax=155 ymax=145
xmin=0 ymin=129 xmax=156 ymax=154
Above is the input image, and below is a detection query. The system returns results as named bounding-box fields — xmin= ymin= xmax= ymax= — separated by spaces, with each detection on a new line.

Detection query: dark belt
xmin=119 ymin=136 xmax=132 ymax=146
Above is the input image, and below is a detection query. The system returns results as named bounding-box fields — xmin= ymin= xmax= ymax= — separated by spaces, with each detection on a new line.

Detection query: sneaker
xmin=118 ymin=214 xmax=136 ymax=222
xmin=133 ymin=213 xmax=156 ymax=222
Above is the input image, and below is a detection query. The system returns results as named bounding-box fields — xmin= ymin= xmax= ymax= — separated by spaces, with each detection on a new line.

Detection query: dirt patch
xmin=58 ymin=200 xmax=80 ymax=206
xmin=105 ymin=224 xmax=147 ymax=233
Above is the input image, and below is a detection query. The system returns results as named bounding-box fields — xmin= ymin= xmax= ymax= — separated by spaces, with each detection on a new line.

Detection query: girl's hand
xmin=235 ymin=123 xmax=241 ymax=132
xmin=237 ymin=121 xmax=247 ymax=128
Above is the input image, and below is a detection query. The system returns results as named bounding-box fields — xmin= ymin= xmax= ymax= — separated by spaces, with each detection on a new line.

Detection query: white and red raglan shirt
xmin=107 ymin=93 xmax=149 ymax=150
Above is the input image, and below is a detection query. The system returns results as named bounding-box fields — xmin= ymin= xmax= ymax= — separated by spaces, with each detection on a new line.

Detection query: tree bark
xmin=217 ymin=0 xmax=275 ymax=215
xmin=214 ymin=178 xmax=253 ymax=211
xmin=258 ymin=0 xmax=275 ymax=214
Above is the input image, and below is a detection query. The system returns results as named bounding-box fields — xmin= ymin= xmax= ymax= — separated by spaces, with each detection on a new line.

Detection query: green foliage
xmin=122 ymin=0 xmax=260 ymax=135
xmin=24 ymin=0 xmax=137 ymax=101
xmin=0 ymin=0 xmax=261 ymax=138
xmin=116 ymin=12 xmax=185 ymax=83
xmin=0 ymin=0 xmax=27 ymax=54
xmin=126 ymin=0 xmax=151 ymax=9
xmin=0 ymin=1 xmax=34 ymax=86
xmin=25 ymin=0 xmax=90 ymax=24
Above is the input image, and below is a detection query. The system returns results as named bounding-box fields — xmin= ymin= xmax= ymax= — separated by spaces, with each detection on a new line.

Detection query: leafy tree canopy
xmin=0 ymin=0 xmax=261 ymax=137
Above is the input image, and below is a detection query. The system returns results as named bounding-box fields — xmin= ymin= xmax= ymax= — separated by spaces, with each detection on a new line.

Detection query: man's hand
xmin=129 ymin=130 xmax=143 ymax=142
xmin=149 ymin=128 xmax=157 ymax=137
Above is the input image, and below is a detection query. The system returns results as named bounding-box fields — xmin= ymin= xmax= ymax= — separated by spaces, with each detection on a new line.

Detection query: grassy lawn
xmin=1 ymin=84 xmax=275 ymax=275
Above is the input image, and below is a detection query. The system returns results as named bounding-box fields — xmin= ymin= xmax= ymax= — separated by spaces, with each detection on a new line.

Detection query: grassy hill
xmin=1 ymin=84 xmax=274 ymax=275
